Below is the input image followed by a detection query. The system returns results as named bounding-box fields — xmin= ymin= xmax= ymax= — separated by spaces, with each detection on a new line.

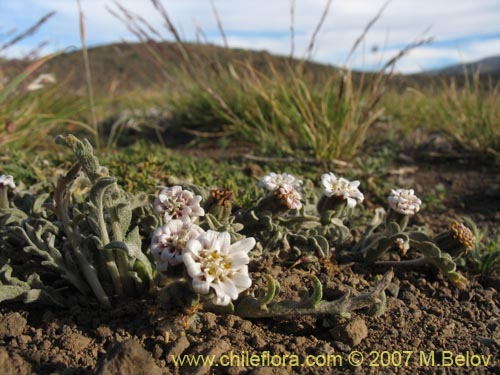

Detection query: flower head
xmin=258 ymin=172 xmax=302 ymax=193
xmin=321 ymin=173 xmax=364 ymax=208
xmin=434 ymin=221 xmax=476 ymax=257
xmin=274 ymin=184 xmax=302 ymax=210
xmin=450 ymin=221 xmax=475 ymax=251
xmin=151 ymin=220 xmax=205 ymax=271
xmin=27 ymin=73 xmax=56 ymax=91
xmin=154 ymin=186 xmax=205 ymax=223
xmin=388 ymin=188 xmax=422 ymax=216
xmin=0 ymin=175 xmax=15 ymax=189
xmin=184 ymin=230 xmax=255 ymax=306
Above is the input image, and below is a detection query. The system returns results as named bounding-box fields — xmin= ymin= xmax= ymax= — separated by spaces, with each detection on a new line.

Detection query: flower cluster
xmin=154 ymin=185 xmax=205 ymax=223
xmin=184 ymin=231 xmax=254 ymax=306
xmin=151 ymin=186 xmax=254 ymax=305
xmin=321 ymin=173 xmax=364 ymax=208
xmin=258 ymin=172 xmax=303 ymax=210
xmin=388 ymin=189 xmax=422 ymax=216
xmin=151 ymin=220 xmax=204 ymax=271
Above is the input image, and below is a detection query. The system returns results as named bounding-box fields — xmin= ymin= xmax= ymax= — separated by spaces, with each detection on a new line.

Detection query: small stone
xmin=0 ymin=313 xmax=27 ymax=339
xmin=329 ymin=318 xmax=368 ymax=347
xmin=59 ymin=332 xmax=92 ymax=352
xmin=17 ymin=335 xmax=31 ymax=346
xmin=201 ymin=312 xmax=218 ymax=329
xmin=166 ymin=336 xmax=191 ymax=362
xmin=182 ymin=339 xmax=231 ymax=375
xmin=332 ymin=341 xmax=351 ymax=352
xmin=250 ymin=332 xmax=266 ymax=348
xmin=96 ymin=325 xmax=113 ymax=339
xmin=400 ymin=291 xmax=417 ymax=304
xmin=95 ymin=339 xmax=162 ymax=375
xmin=386 ymin=282 xmax=400 ymax=297
xmin=0 ymin=347 xmax=32 ymax=375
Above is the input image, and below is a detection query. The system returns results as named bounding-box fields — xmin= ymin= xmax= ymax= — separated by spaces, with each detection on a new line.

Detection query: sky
xmin=1 ymin=0 xmax=499 ymax=74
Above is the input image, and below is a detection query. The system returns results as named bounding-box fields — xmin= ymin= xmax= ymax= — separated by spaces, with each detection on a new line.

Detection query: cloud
xmin=1 ymin=0 xmax=499 ymax=73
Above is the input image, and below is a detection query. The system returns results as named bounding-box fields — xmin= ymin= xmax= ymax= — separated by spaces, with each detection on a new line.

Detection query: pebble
xmin=0 ymin=313 xmax=27 ymax=340
xmin=166 ymin=336 xmax=191 ymax=362
xmin=95 ymin=339 xmax=162 ymax=375
xmin=329 ymin=318 xmax=368 ymax=347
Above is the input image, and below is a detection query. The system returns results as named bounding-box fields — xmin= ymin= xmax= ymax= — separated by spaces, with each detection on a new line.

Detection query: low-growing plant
xmin=0 ymin=134 xmax=396 ymax=320
xmin=464 ymin=217 xmax=500 ymax=277
xmin=0 ymin=135 xmax=158 ymax=308
xmin=353 ymin=188 xmax=473 ymax=289
xmin=0 ymin=133 xmax=484 ymax=324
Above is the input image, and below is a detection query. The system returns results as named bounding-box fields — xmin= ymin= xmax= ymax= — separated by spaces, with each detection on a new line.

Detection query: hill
xmin=2 ymin=42 xmax=341 ymax=95
xmin=423 ymin=55 xmax=500 ymax=76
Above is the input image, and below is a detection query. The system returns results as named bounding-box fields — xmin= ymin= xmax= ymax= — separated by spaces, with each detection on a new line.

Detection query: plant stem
xmin=375 ymin=257 xmax=428 ymax=267
xmin=0 ymin=187 xmax=8 ymax=209
xmin=236 ymin=270 xmax=393 ymax=319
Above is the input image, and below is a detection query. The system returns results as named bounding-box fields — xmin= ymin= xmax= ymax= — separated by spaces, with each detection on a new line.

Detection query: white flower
xmin=184 ymin=230 xmax=255 ymax=306
xmin=0 ymin=175 xmax=15 ymax=189
xmin=388 ymin=188 xmax=422 ymax=216
xmin=258 ymin=172 xmax=302 ymax=192
xmin=154 ymin=186 xmax=205 ymax=223
xmin=150 ymin=220 xmax=205 ymax=271
xmin=274 ymin=184 xmax=302 ymax=210
xmin=321 ymin=172 xmax=364 ymax=208
xmin=26 ymin=73 xmax=56 ymax=91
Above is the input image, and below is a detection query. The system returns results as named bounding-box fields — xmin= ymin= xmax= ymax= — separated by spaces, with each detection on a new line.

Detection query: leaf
xmin=0 ymin=285 xmax=27 ymax=302
xmin=89 ymin=177 xmax=116 ymax=206
xmin=32 ymin=193 xmax=50 ymax=215
xmin=24 ymin=289 xmax=64 ymax=306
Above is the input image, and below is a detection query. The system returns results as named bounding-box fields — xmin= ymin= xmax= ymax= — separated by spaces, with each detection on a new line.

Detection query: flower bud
xmin=205 ymin=188 xmax=234 ymax=221
xmin=434 ymin=221 xmax=475 ymax=258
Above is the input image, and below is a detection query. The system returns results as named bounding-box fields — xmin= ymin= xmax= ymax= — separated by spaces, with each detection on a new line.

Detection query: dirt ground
xmin=0 ymin=150 xmax=499 ymax=375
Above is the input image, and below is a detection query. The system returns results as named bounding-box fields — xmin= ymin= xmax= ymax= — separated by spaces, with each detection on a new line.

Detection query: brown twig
xmin=210 ymin=0 xmax=228 ymax=48
xmin=305 ymin=0 xmax=333 ymax=60
xmin=0 ymin=11 xmax=55 ymax=53
xmin=343 ymin=0 xmax=390 ymax=65
xmin=289 ymin=0 xmax=296 ymax=59
xmin=76 ymin=0 xmax=100 ymax=150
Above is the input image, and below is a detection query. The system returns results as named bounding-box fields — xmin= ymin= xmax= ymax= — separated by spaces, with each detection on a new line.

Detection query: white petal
xmin=185 ymin=239 xmax=202 ymax=256
xmin=225 ymin=252 xmax=250 ymax=268
xmin=215 ymin=232 xmax=231 ymax=254
xmin=229 ymin=237 xmax=256 ymax=254
xmin=201 ymin=231 xmax=219 ymax=249
xmin=346 ymin=197 xmax=356 ymax=208
xmin=192 ymin=277 xmax=211 ymax=295
xmin=231 ymin=267 xmax=252 ymax=290
xmin=167 ymin=219 xmax=184 ymax=234
xmin=217 ymin=278 xmax=239 ymax=300
xmin=183 ymin=254 xmax=202 ymax=277
xmin=171 ymin=185 xmax=182 ymax=195
xmin=213 ymin=294 xmax=231 ymax=306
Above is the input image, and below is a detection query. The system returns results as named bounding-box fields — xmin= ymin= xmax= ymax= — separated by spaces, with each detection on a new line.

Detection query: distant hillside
xmin=2 ymin=42 xmax=341 ymax=94
xmin=424 ymin=55 xmax=500 ymax=76
xmin=5 ymin=42 xmax=494 ymax=95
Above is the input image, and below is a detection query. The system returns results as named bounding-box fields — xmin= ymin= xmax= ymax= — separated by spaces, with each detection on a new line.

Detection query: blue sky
xmin=1 ymin=0 xmax=499 ymax=74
